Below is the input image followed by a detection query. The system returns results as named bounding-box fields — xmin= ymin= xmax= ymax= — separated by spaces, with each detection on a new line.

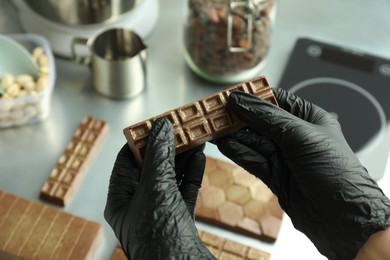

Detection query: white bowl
xmin=0 ymin=35 xmax=39 ymax=78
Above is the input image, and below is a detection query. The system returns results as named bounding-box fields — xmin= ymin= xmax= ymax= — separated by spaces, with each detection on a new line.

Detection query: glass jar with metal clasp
xmin=183 ymin=0 xmax=276 ymax=84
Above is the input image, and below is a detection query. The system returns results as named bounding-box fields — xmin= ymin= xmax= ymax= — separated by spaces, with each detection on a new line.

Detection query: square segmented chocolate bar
xmin=40 ymin=116 xmax=109 ymax=206
xmin=123 ymin=76 xmax=278 ymax=165
xmin=110 ymin=230 xmax=270 ymax=260
xmin=0 ymin=191 xmax=103 ymax=260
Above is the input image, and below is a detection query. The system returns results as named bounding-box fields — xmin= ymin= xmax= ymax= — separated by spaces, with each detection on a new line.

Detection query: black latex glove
xmin=216 ymin=89 xmax=390 ymax=260
xmin=104 ymin=118 xmax=215 ymax=260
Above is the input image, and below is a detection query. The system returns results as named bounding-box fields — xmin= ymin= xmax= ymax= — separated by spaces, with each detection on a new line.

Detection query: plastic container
xmin=0 ymin=34 xmax=56 ymax=128
xmin=183 ymin=0 xmax=276 ymax=84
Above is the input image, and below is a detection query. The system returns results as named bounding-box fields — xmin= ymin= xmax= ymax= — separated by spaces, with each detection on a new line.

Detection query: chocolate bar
xmin=123 ymin=76 xmax=278 ymax=165
xmin=110 ymin=244 xmax=126 ymax=260
xmin=40 ymin=116 xmax=108 ymax=206
xmin=0 ymin=190 xmax=103 ymax=259
xmin=110 ymin=230 xmax=270 ymax=260
xmin=195 ymin=157 xmax=284 ymax=242
xmin=198 ymin=230 xmax=270 ymax=259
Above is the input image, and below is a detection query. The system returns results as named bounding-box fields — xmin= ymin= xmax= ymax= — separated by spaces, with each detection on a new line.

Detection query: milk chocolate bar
xmin=198 ymin=230 xmax=270 ymax=259
xmin=195 ymin=157 xmax=284 ymax=242
xmin=123 ymin=76 xmax=278 ymax=165
xmin=40 ymin=116 xmax=108 ymax=206
xmin=0 ymin=190 xmax=103 ymax=259
xmin=110 ymin=244 xmax=126 ymax=260
xmin=110 ymin=230 xmax=270 ymax=260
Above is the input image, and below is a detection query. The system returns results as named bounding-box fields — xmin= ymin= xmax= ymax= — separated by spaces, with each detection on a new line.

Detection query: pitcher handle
xmin=71 ymin=37 xmax=91 ymax=66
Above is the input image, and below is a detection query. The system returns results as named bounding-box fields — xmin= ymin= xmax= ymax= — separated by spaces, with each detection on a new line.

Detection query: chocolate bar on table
xmin=123 ymin=76 xmax=278 ymax=165
xmin=198 ymin=230 xmax=270 ymax=259
xmin=110 ymin=243 xmax=126 ymax=260
xmin=110 ymin=229 xmax=270 ymax=260
xmin=196 ymin=157 xmax=284 ymax=242
xmin=40 ymin=116 xmax=108 ymax=206
xmin=0 ymin=190 xmax=103 ymax=260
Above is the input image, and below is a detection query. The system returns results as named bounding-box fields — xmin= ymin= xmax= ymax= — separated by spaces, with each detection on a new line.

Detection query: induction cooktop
xmin=278 ymin=37 xmax=390 ymax=180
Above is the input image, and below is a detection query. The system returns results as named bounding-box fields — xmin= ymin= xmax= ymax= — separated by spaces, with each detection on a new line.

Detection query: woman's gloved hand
xmin=216 ymin=88 xmax=390 ymax=260
xmin=104 ymin=118 xmax=215 ymax=260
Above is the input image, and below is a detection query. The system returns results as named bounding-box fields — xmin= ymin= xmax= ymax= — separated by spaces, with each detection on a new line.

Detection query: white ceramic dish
xmin=0 ymin=34 xmax=39 ymax=77
xmin=0 ymin=34 xmax=56 ymax=128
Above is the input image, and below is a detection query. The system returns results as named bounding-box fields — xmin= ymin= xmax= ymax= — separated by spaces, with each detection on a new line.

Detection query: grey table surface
xmin=1 ymin=0 xmax=390 ymax=259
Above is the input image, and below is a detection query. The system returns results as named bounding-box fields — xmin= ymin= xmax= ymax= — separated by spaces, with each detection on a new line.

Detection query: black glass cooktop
xmin=278 ymin=38 xmax=390 ymax=153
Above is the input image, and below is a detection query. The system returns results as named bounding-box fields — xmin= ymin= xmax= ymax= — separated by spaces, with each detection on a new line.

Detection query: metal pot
xmin=24 ymin=0 xmax=142 ymax=25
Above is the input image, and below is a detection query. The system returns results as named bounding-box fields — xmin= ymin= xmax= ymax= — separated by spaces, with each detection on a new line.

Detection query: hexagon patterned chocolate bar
xmin=198 ymin=230 xmax=270 ymax=259
xmin=110 ymin=230 xmax=270 ymax=260
xmin=196 ymin=157 xmax=284 ymax=242
xmin=123 ymin=76 xmax=278 ymax=165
